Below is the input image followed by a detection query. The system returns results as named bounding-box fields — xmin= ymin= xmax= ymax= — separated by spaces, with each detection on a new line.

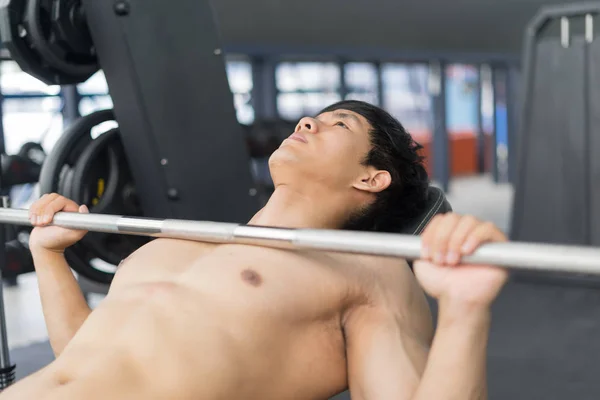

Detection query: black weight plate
xmin=0 ymin=0 xmax=97 ymax=85
xmin=70 ymin=128 xmax=148 ymax=280
xmin=39 ymin=109 xmax=113 ymax=195
xmin=24 ymin=0 xmax=96 ymax=77
xmin=38 ymin=109 xmax=128 ymax=284
xmin=51 ymin=0 xmax=93 ymax=57
xmin=57 ymin=165 xmax=74 ymax=199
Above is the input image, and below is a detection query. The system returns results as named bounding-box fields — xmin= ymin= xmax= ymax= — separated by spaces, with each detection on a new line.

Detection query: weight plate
xmin=70 ymin=128 xmax=148 ymax=274
xmin=25 ymin=0 xmax=96 ymax=76
xmin=38 ymin=108 xmax=112 ymax=194
xmin=39 ymin=109 xmax=147 ymax=284
xmin=0 ymin=0 xmax=98 ymax=85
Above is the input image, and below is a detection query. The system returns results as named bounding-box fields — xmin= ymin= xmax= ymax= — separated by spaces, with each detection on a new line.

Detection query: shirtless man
xmin=0 ymin=100 xmax=508 ymax=400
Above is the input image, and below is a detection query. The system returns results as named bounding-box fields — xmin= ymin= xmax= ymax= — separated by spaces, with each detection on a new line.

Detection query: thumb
xmin=79 ymin=205 xmax=89 ymax=214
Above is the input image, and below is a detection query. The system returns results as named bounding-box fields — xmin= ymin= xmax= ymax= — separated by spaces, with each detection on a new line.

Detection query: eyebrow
xmin=332 ymin=112 xmax=361 ymax=128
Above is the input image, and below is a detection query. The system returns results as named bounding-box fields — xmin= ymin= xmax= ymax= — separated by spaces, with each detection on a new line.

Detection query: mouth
xmin=288 ymin=133 xmax=308 ymax=143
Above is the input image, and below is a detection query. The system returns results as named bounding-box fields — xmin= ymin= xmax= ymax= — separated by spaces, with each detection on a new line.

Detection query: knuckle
xmin=444 ymin=212 xmax=460 ymax=221
xmin=462 ymin=215 xmax=479 ymax=224
xmin=482 ymin=221 xmax=496 ymax=231
xmin=47 ymin=193 xmax=60 ymax=202
xmin=429 ymin=214 xmax=443 ymax=225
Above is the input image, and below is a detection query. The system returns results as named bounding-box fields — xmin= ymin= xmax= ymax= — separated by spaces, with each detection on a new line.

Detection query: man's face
xmin=269 ymin=109 xmax=374 ymax=190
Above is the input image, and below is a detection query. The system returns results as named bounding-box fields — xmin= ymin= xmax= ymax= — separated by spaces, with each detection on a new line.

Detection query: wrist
xmin=30 ymin=246 xmax=66 ymax=260
xmin=438 ymin=297 xmax=492 ymax=327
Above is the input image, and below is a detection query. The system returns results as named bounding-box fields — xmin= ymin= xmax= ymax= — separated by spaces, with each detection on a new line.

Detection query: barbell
xmin=0 ymin=207 xmax=599 ymax=275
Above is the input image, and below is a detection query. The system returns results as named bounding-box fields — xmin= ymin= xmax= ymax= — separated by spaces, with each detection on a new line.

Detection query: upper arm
xmin=344 ymin=306 xmax=431 ymax=400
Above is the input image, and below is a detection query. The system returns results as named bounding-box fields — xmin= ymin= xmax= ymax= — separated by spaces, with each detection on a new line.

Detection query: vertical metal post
xmin=476 ymin=65 xmax=485 ymax=173
xmin=490 ymin=65 xmax=499 ymax=183
xmin=0 ymin=91 xmax=5 ymax=156
xmin=0 ymin=197 xmax=15 ymax=389
xmin=429 ymin=61 xmax=450 ymax=192
xmin=375 ymin=62 xmax=384 ymax=108
xmin=61 ymin=85 xmax=81 ymax=127
xmin=252 ymin=57 xmax=277 ymax=120
xmin=339 ymin=59 xmax=348 ymax=100
xmin=506 ymin=65 xmax=521 ymax=186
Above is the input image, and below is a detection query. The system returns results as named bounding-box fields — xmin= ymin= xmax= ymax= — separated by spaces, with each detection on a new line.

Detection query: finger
xmin=29 ymin=193 xmax=60 ymax=224
xmin=420 ymin=214 xmax=444 ymax=259
xmin=462 ymin=222 xmax=507 ymax=255
xmin=430 ymin=213 xmax=461 ymax=265
xmin=29 ymin=193 xmax=50 ymax=217
xmin=445 ymin=216 xmax=480 ymax=265
xmin=38 ymin=196 xmax=80 ymax=224
xmin=79 ymin=205 xmax=89 ymax=214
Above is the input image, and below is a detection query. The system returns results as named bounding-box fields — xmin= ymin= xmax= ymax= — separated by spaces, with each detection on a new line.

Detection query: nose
xmin=295 ymin=117 xmax=318 ymax=134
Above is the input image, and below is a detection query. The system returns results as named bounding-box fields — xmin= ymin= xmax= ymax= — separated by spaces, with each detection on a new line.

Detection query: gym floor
xmin=12 ymin=175 xmax=600 ymax=399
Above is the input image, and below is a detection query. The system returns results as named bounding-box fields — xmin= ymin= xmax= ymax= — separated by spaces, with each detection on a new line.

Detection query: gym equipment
xmin=78 ymin=0 xmax=258 ymax=222
xmin=0 ymin=0 xmax=98 ymax=85
xmin=39 ymin=109 xmax=148 ymax=284
xmin=39 ymin=110 xmax=114 ymax=196
xmin=3 ymin=208 xmax=600 ymax=275
xmin=3 ymin=0 xmax=260 ymax=250
xmin=0 ymin=197 xmax=14 ymax=390
xmin=0 ymin=155 xmax=42 ymax=187
xmin=3 ymin=234 xmax=35 ymax=280
xmin=0 ymin=142 xmax=45 ymax=189
xmin=17 ymin=142 xmax=46 ymax=166
xmin=512 ymin=4 xmax=600 ymax=247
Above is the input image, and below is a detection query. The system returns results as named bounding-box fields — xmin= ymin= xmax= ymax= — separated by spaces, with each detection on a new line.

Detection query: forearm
xmin=411 ymin=300 xmax=491 ymax=400
xmin=31 ymin=248 xmax=91 ymax=357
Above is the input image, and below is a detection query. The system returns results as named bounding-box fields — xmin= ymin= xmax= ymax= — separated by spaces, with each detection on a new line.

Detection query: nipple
xmin=241 ymin=269 xmax=263 ymax=287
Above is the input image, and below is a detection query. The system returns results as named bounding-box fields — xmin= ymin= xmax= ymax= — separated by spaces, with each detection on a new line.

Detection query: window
xmin=381 ymin=63 xmax=431 ymax=135
xmin=78 ymin=71 xmax=113 ymax=116
xmin=446 ymin=64 xmax=478 ymax=133
xmin=78 ymin=71 xmax=109 ymax=95
xmin=226 ymin=60 xmax=254 ymax=124
xmin=344 ymin=62 xmax=379 ymax=105
xmin=1 ymin=61 xmax=60 ymax=96
xmin=79 ymin=96 xmax=114 ymax=116
xmin=276 ymin=62 xmax=341 ymax=120
xmin=1 ymin=61 xmax=63 ymax=154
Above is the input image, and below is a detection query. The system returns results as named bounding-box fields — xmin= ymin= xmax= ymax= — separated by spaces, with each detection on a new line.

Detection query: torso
xmin=43 ymin=238 xmax=432 ymax=400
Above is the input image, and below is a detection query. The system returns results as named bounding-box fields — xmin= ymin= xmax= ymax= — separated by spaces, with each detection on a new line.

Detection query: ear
xmin=352 ymin=168 xmax=392 ymax=194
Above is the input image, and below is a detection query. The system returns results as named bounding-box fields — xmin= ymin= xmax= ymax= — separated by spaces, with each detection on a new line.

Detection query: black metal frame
xmin=511 ymin=1 xmax=600 ymax=244
xmin=0 ymin=101 xmax=16 ymax=388
xmin=429 ymin=61 xmax=450 ymax=192
xmin=80 ymin=0 xmax=259 ymax=222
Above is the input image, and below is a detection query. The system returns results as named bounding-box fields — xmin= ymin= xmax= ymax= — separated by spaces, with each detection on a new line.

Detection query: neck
xmin=248 ymin=184 xmax=350 ymax=229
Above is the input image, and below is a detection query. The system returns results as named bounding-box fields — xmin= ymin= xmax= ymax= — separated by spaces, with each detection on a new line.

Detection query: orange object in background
xmin=411 ymin=130 xmax=478 ymax=178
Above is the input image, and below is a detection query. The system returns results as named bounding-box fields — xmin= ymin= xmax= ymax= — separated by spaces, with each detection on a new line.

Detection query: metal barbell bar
xmin=0 ymin=208 xmax=599 ymax=275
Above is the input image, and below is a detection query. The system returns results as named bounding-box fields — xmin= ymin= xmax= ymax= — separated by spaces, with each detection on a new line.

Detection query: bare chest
xmin=110 ymin=239 xmax=365 ymax=321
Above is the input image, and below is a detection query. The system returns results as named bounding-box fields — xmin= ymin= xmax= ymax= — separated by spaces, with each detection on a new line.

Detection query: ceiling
xmin=211 ymin=0 xmax=588 ymax=59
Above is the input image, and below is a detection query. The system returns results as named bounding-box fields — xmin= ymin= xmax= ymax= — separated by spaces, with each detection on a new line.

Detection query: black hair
xmin=318 ymin=100 xmax=429 ymax=233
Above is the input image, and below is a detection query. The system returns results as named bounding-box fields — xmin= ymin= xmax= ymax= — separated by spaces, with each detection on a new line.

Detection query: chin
xmin=269 ymin=146 xmax=299 ymax=166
